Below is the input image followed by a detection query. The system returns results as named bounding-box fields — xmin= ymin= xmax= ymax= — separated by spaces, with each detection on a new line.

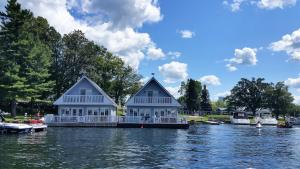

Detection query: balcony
xmin=62 ymin=95 xmax=104 ymax=103
xmin=133 ymin=96 xmax=172 ymax=104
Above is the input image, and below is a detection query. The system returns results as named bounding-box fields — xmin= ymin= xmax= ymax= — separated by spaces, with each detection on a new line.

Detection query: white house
xmin=124 ymin=77 xmax=185 ymax=124
xmin=46 ymin=76 xmax=117 ymax=124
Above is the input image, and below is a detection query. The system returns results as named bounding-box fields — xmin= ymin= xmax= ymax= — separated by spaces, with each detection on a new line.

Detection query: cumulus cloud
xmin=146 ymin=47 xmax=165 ymax=60
xmin=178 ymin=30 xmax=195 ymax=39
xmin=225 ymin=47 xmax=258 ymax=71
xmin=165 ymin=86 xmax=181 ymax=98
xmin=293 ymin=95 xmax=300 ymax=105
xmin=199 ymin=75 xmax=221 ymax=86
xmin=223 ymin=0 xmax=297 ymax=11
xmin=270 ymin=28 xmax=300 ymax=61
xmin=285 ymin=74 xmax=300 ymax=88
xmin=158 ymin=61 xmax=188 ymax=83
xmin=257 ymin=0 xmax=297 ymax=9
xmin=2 ymin=0 xmax=163 ymax=70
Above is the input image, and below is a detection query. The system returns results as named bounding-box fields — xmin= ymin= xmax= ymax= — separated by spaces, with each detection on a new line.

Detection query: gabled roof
xmin=54 ymin=76 xmax=117 ymax=107
xmin=125 ymin=77 xmax=181 ymax=107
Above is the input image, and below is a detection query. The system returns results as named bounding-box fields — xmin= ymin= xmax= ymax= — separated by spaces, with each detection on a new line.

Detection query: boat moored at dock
xmin=230 ymin=112 xmax=250 ymax=125
xmin=254 ymin=109 xmax=278 ymax=125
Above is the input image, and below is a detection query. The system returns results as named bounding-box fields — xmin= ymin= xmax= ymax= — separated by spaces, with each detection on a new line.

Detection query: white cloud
xmin=165 ymin=86 xmax=181 ymax=98
xmin=223 ymin=0 xmax=297 ymax=11
xmin=167 ymin=51 xmax=182 ymax=59
xmin=226 ymin=64 xmax=238 ymax=72
xmin=3 ymin=0 xmax=163 ymax=70
xmin=140 ymin=76 xmax=150 ymax=85
xmin=293 ymin=95 xmax=300 ymax=105
xmin=225 ymin=47 xmax=258 ymax=71
xmin=146 ymin=47 xmax=165 ymax=60
xmin=257 ymin=0 xmax=297 ymax=9
xmin=270 ymin=28 xmax=300 ymax=61
xmin=213 ymin=91 xmax=231 ymax=101
xmin=285 ymin=74 xmax=300 ymax=88
xmin=158 ymin=61 xmax=188 ymax=83
xmin=199 ymin=75 xmax=221 ymax=86
xmin=179 ymin=30 xmax=195 ymax=39
xmin=223 ymin=0 xmax=246 ymax=12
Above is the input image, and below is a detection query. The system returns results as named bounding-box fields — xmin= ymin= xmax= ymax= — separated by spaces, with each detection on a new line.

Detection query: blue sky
xmin=1 ymin=0 xmax=300 ymax=102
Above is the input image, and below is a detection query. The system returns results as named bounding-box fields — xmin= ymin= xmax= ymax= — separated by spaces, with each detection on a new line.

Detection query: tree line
xmin=0 ymin=0 xmax=142 ymax=117
xmin=178 ymin=77 xmax=300 ymax=118
xmin=225 ymin=77 xmax=297 ymax=118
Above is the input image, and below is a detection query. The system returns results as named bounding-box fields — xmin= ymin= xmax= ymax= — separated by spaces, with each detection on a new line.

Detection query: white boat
xmin=254 ymin=110 xmax=277 ymax=125
xmin=30 ymin=124 xmax=47 ymax=132
xmin=288 ymin=117 xmax=300 ymax=125
xmin=3 ymin=123 xmax=33 ymax=134
xmin=230 ymin=112 xmax=250 ymax=125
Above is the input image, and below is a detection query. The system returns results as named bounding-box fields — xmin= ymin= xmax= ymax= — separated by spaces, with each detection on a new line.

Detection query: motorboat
xmin=288 ymin=117 xmax=300 ymax=125
xmin=0 ymin=114 xmax=33 ymax=134
xmin=30 ymin=124 xmax=47 ymax=132
xmin=230 ymin=112 xmax=250 ymax=125
xmin=2 ymin=123 xmax=33 ymax=134
xmin=254 ymin=110 xmax=277 ymax=125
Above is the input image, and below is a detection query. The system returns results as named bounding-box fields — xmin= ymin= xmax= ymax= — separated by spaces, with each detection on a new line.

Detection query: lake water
xmin=1 ymin=125 xmax=300 ymax=169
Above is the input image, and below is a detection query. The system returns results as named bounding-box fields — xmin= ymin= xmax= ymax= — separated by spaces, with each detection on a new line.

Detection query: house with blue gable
xmin=124 ymin=77 xmax=184 ymax=124
xmin=46 ymin=76 xmax=117 ymax=125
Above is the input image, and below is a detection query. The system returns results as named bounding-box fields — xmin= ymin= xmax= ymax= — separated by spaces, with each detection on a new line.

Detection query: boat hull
xmin=230 ymin=117 xmax=250 ymax=125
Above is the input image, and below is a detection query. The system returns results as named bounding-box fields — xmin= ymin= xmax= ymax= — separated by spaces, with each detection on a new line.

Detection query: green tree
xmin=225 ymin=77 xmax=270 ymax=116
xmin=0 ymin=0 xmax=33 ymax=117
xmin=200 ymin=85 xmax=212 ymax=112
xmin=184 ymin=79 xmax=202 ymax=113
xmin=266 ymin=82 xmax=294 ymax=118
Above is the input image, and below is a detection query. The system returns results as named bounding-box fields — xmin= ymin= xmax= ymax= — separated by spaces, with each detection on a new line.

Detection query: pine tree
xmin=200 ymin=85 xmax=212 ymax=113
xmin=0 ymin=0 xmax=33 ymax=117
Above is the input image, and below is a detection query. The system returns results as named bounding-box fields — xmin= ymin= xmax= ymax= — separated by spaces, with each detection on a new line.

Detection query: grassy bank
xmin=185 ymin=115 xmax=231 ymax=123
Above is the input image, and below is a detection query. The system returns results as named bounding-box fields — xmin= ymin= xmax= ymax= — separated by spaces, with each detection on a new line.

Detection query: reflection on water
xmin=1 ymin=125 xmax=300 ymax=169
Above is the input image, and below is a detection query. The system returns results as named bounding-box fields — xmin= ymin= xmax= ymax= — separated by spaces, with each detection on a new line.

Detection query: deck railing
xmin=45 ymin=115 xmax=117 ymax=123
xmin=118 ymin=116 xmax=187 ymax=124
xmin=133 ymin=97 xmax=172 ymax=104
xmin=45 ymin=115 xmax=187 ymax=124
xmin=62 ymin=95 xmax=104 ymax=103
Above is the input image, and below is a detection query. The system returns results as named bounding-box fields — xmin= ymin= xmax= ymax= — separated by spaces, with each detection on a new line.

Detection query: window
xmin=88 ymin=110 xmax=92 ymax=115
xmin=66 ymin=109 xmax=70 ymax=116
xmin=101 ymin=109 xmax=105 ymax=116
xmin=105 ymin=109 xmax=109 ymax=116
xmin=147 ymin=91 xmax=153 ymax=97
xmin=129 ymin=109 xmax=133 ymax=116
xmin=161 ymin=111 xmax=164 ymax=116
xmin=80 ymin=89 xmax=86 ymax=95
xmin=61 ymin=109 xmax=65 ymax=115
xmin=94 ymin=109 xmax=98 ymax=115
xmin=134 ymin=111 xmax=138 ymax=116
xmin=73 ymin=109 xmax=77 ymax=116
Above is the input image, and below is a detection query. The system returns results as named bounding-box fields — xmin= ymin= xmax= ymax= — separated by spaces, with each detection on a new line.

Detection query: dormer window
xmin=80 ymin=88 xmax=92 ymax=95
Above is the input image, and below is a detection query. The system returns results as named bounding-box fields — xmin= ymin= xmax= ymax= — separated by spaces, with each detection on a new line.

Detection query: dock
xmin=45 ymin=115 xmax=189 ymax=129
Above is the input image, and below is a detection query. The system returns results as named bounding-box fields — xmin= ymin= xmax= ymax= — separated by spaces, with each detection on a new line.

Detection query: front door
xmin=78 ymin=109 xmax=85 ymax=122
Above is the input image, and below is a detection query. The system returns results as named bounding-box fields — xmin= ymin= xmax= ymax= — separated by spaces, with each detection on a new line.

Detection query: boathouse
xmin=45 ymin=76 xmax=118 ymax=126
xmin=121 ymin=77 xmax=186 ymax=127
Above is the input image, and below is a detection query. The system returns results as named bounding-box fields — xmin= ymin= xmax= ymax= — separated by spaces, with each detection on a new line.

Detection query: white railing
xmin=62 ymin=95 xmax=104 ymax=103
xmin=118 ymin=116 xmax=187 ymax=124
xmin=45 ymin=115 xmax=117 ymax=123
xmin=133 ymin=97 xmax=172 ymax=104
xmin=45 ymin=115 xmax=188 ymax=124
